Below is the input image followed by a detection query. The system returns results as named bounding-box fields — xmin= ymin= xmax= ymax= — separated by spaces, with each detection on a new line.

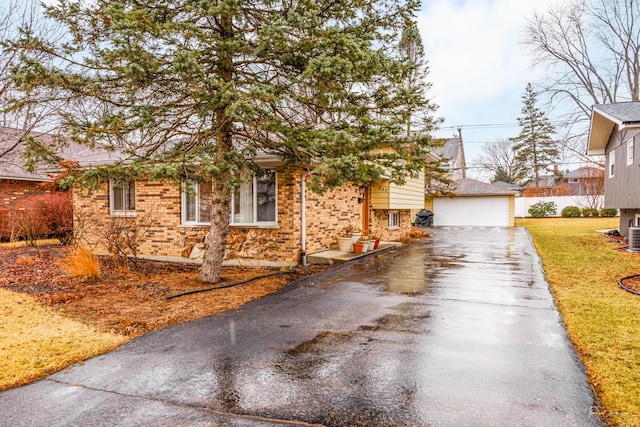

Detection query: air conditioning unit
xmin=629 ymin=227 xmax=640 ymax=252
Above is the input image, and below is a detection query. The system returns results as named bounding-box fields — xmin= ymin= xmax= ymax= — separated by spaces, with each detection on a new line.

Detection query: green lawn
xmin=519 ymin=217 xmax=640 ymax=426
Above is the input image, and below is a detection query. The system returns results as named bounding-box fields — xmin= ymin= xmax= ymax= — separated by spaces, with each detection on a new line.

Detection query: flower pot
xmin=359 ymin=240 xmax=369 ymax=252
xmin=373 ymin=239 xmax=380 ymax=249
xmin=352 ymin=243 xmax=364 ymax=254
xmin=367 ymin=240 xmax=376 ymax=251
xmin=351 ymin=232 xmax=362 ymax=244
xmin=337 ymin=237 xmax=353 ymax=252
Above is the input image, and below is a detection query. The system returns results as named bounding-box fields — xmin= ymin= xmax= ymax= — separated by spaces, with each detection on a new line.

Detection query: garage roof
xmin=452 ymin=178 xmax=518 ymax=197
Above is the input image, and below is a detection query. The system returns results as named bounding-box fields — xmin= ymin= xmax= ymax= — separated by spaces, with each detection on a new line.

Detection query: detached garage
xmin=427 ymin=179 xmax=516 ymax=227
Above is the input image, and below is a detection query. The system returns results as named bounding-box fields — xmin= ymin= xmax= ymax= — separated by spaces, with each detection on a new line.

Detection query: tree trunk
xmin=201 ymin=180 xmax=231 ymax=283
xmin=200 ymin=7 xmax=234 ymax=284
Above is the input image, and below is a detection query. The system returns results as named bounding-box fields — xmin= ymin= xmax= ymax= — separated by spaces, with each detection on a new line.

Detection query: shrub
xmin=582 ymin=207 xmax=600 ymax=217
xmin=561 ymin=206 xmax=582 ymax=218
xmin=59 ymin=248 xmax=100 ymax=280
xmin=528 ymin=201 xmax=557 ymax=218
xmin=600 ymin=208 xmax=618 ymax=217
xmin=11 ymin=192 xmax=73 ymax=245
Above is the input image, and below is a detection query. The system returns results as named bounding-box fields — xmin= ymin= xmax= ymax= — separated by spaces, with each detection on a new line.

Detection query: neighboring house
xmin=72 ymin=151 xmax=433 ymax=267
xmin=426 ymin=178 xmax=517 ymax=227
xmin=561 ymin=166 xmax=604 ymax=197
xmin=493 ymin=181 xmax=523 ymax=196
xmin=588 ymin=101 xmax=640 ymax=236
xmin=0 ymin=127 xmax=54 ymax=239
xmin=432 ymin=136 xmax=466 ymax=181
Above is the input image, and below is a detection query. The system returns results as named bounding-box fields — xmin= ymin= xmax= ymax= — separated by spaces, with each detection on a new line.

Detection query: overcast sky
xmin=417 ymin=0 xmax=563 ymax=177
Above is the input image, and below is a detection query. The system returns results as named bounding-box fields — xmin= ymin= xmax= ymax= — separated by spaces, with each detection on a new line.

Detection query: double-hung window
xmin=110 ymin=179 xmax=136 ymax=216
xmin=231 ymin=169 xmax=277 ymax=226
xmin=388 ymin=211 xmax=399 ymax=229
xmin=609 ymin=151 xmax=615 ymax=177
xmin=181 ymin=169 xmax=277 ymax=226
xmin=182 ymin=182 xmax=212 ymax=224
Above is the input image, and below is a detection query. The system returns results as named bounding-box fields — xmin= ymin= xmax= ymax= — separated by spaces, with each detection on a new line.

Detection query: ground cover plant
xmin=519 ymin=217 xmax=640 ymax=426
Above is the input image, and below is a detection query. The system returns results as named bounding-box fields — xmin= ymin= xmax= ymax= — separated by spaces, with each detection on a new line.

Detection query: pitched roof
xmin=588 ymin=101 xmax=640 ymax=155
xmin=452 ymin=178 xmax=517 ymax=196
xmin=0 ymin=126 xmax=118 ymax=181
xmin=564 ymin=166 xmax=604 ymax=179
xmin=433 ymin=137 xmax=462 ymax=160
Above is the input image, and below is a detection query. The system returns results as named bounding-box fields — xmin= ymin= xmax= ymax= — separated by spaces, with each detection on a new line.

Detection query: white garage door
xmin=433 ymin=197 xmax=510 ymax=227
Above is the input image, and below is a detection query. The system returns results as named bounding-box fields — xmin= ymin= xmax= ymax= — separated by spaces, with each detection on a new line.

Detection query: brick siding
xmin=73 ymin=172 xmax=413 ymax=265
xmin=0 ymin=179 xmax=51 ymax=239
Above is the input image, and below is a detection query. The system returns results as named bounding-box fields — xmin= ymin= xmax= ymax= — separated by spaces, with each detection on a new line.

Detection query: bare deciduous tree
xmin=524 ymin=0 xmax=640 ymax=160
xmin=477 ymin=139 xmax=527 ymax=184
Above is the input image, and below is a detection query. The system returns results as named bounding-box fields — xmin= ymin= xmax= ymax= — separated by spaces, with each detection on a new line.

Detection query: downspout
xmin=301 ymin=173 xmax=308 ymax=266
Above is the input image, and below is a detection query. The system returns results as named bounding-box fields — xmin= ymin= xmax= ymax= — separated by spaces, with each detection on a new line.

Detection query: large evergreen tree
xmin=9 ymin=0 xmax=441 ymax=283
xmin=510 ymin=83 xmax=559 ymax=187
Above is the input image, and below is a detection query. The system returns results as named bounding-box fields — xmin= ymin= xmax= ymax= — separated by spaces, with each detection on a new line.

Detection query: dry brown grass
xmin=0 ymin=289 xmax=127 ymax=390
xmin=519 ymin=217 xmax=640 ymax=427
xmin=59 ymin=248 xmax=101 ymax=279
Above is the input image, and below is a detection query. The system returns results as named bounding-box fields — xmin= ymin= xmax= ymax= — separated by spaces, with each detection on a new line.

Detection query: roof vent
xmin=629 ymin=227 xmax=640 ymax=252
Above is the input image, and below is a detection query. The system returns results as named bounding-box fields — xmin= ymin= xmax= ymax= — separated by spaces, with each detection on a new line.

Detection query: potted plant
xmin=337 ymin=224 xmax=356 ymax=252
xmin=352 ymin=241 xmax=365 ymax=254
xmin=368 ymin=235 xmax=380 ymax=250
xmin=358 ymin=237 xmax=370 ymax=253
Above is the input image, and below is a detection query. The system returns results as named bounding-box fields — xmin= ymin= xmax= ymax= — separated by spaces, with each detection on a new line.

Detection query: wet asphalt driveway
xmin=1 ymin=227 xmax=601 ymax=426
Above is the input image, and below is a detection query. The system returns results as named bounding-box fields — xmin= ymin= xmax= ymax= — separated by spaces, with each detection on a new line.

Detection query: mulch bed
xmin=619 ymin=275 xmax=640 ymax=296
xmin=0 ymin=244 xmax=329 ymax=336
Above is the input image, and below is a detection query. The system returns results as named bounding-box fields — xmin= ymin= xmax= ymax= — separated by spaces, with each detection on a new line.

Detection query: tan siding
xmin=371 ymin=180 xmax=390 ymax=209
xmin=388 ymin=174 xmax=424 ymax=209
xmin=508 ymin=195 xmax=515 ymax=226
xmin=424 ymin=198 xmax=434 ymax=210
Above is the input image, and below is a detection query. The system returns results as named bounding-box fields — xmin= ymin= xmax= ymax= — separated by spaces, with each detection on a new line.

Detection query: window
xmin=110 ymin=179 xmax=136 ymax=216
xmin=388 ymin=211 xmax=399 ymax=229
xmin=231 ymin=169 xmax=277 ymax=225
xmin=609 ymin=151 xmax=615 ymax=177
xmin=627 ymin=139 xmax=634 ymax=166
xmin=182 ymin=182 xmax=212 ymax=224
xmin=181 ymin=169 xmax=277 ymax=226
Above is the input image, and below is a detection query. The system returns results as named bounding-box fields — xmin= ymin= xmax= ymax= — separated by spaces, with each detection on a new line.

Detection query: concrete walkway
xmin=0 ymin=227 xmax=601 ymax=426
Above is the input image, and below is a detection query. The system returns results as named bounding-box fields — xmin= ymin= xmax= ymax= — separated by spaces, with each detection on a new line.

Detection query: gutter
xmin=301 ymin=173 xmax=308 ymax=266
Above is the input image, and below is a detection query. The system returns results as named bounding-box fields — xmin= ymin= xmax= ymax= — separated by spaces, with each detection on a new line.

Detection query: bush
xmin=561 ymin=206 xmax=582 ymax=218
xmin=600 ymin=208 xmax=618 ymax=217
xmin=11 ymin=192 xmax=73 ymax=245
xmin=59 ymin=248 xmax=100 ymax=280
xmin=528 ymin=201 xmax=557 ymax=218
xmin=582 ymin=207 xmax=600 ymax=217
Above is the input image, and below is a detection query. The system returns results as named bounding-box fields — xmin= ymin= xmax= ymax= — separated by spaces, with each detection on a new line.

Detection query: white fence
xmin=515 ymin=195 xmax=605 ymax=218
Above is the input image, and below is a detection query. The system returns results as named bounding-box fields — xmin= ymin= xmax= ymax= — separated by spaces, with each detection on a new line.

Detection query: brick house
xmin=0 ymin=127 xmax=54 ymax=240
xmin=73 ymin=153 xmax=431 ymax=267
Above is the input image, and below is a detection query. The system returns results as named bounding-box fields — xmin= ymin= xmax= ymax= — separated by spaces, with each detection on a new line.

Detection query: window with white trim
xmin=110 ymin=179 xmax=136 ymax=216
xmin=182 ymin=182 xmax=212 ymax=224
xmin=231 ymin=169 xmax=277 ymax=225
xmin=627 ymin=139 xmax=634 ymax=166
xmin=181 ymin=170 xmax=277 ymax=226
xmin=388 ymin=211 xmax=399 ymax=229
xmin=609 ymin=151 xmax=615 ymax=177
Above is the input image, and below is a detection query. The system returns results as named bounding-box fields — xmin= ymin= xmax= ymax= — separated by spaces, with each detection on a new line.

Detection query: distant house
xmin=71 ymin=149 xmax=435 ymax=266
xmin=0 ymin=127 xmax=54 ymax=239
xmin=587 ymin=101 xmax=640 ymax=236
xmin=561 ymin=166 xmax=604 ymax=197
xmin=433 ymin=136 xmax=466 ymax=181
